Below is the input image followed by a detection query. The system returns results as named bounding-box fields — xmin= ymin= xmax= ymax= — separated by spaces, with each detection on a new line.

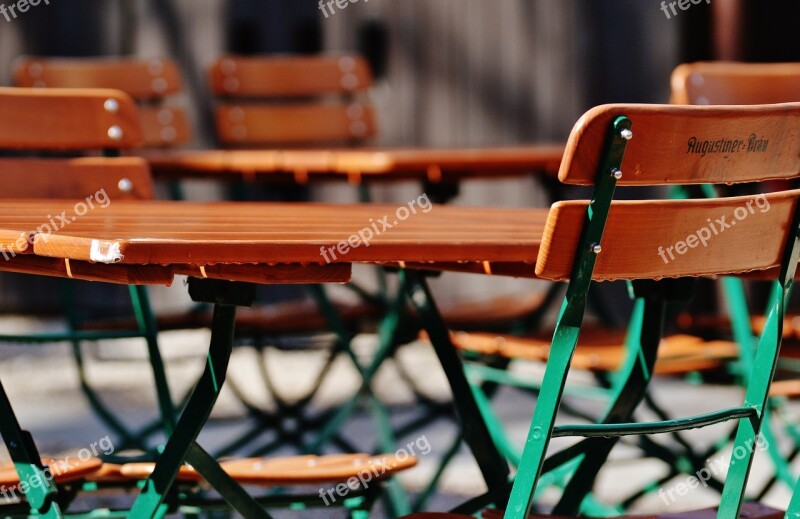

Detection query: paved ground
xmin=0 ymin=316 xmax=797 ymax=517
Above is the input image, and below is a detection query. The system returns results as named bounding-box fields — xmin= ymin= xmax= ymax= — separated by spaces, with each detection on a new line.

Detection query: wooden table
xmin=142 ymin=146 xmax=564 ymax=184
xmin=0 ymin=199 xmax=545 ymax=518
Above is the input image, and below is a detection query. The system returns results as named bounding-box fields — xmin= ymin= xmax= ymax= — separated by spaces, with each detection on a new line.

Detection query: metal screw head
xmin=107 ymin=125 xmax=123 ymax=141
xmin=611 ymin=168 xmax=623 ymax=180
xmin=118 ymin=178 xmax=133 ymax=193
xmin=104 ymin=98 xmax=119 ymax=113
xmin=590 ymin=243 xmax=602 ymax=254
xmin=620 ymin=128 xmax=633 ymax=141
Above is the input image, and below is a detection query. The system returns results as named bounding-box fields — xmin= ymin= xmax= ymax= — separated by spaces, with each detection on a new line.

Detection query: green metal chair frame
xmin=501 ymin=106 xmax=800 ymax=519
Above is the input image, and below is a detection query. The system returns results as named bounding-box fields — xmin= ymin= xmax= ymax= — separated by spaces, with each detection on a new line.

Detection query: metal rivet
xmin=104 ymin=98 xmax=119 ymax=113
xmin=620 ymin=129 xmax=633 ymax=141
xmin=590 ymin=243 xmax=602 ymax=254
xmin=118 ymin=178 xmax=133 ymax=193
xmin=611 ymin=168 xmax=623 ymax=180
xmin=107 ymin=126 xmax=123 ymax=141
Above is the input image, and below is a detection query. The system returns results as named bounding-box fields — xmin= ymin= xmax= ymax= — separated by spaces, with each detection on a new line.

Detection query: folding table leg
xmin=128 ymin=279 xmax=270 ymax=519
xmin=0 ymin=379 xmax=62 ymax=518
xmin=402 ymin=269 xmax=512 ymax=509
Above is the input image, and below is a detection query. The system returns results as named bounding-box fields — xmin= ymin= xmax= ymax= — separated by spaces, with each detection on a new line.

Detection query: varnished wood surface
xmin=671 ymin=62 xmax=800 ymax=105
xmin=0 ymin=201 xmax=543 ymax=266
xmin=0 ymin=87 xmax=142 ymax=150
xmin=142 ymin=145 xmax=564 ymax=181
xmin=536 ymin=190 xmax=800 ymax=281
xmin=0 ymin=158 xmax=154 ymax=200
xmin=13 ymin=57 xmax=183 ymax=101
xmin=139 ymin=106 xmax=192 ymax=148
xmin=214 ymin=103 xmax=377 ymax=147
xmin=208 ymin=55 xmax=373 ymax=97
xmin=559 ymin=103 xmax=800 ymax=186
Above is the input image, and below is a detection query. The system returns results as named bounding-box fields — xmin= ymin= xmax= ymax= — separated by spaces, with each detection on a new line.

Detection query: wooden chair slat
xmin=559 ymin=103 xmax=800 ymax=186
xmin=0 ymin=87 xmax=142 ymax=150
xmin=0 ymin=255 xmax=173 ymax=285
xmin=672 ymin=62 xmax=800 ymax=105
xmin=208 ymin=55 xmax=373 ymax=97
xmin=13 ymin=57 xmax=182 ymax=101
xmin=139 ymin=106 xmax=192 ymax=148
xmin=536 ymin=190 xmax=799 ymax=281
xmin=0 ymin=157 xmax=154 ymax=200
xmin=215 ymin=103 xmax=377 ymax=146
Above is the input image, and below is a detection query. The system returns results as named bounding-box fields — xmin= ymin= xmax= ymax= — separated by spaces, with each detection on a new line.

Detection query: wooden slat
xmin=0 ymin=87 xmax=142 ymax=150
xmin=559 ymin=103 xmax=800 ymax=186
xmin=671 ymin=62 xmax=800 ymax=105
xmin=0 ymin=255 xmax=173 ymax=285
xmin=536 ymin=190 xmax=799 ymax=281
xmin=208 ymin=55 xmax=373 ymax=98
xmin=139 ymin=106 xmax=192 ymax=148
xmin=215 ymin=104 xmax=377 ymax=146
xmin=0 ymin=201 xmax=543 ymax=266
xmin=0 ymin=157 xmax=154 ymax=200
xmin=13 ymin=57 xmax=182 ymax=101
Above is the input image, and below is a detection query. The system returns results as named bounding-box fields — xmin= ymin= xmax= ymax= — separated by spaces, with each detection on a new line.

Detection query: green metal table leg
xmin=128 ymin=281 xmax=268 ymax=519
xmin=129 ymin=284 xmax=176 ymax=435
xmin=402 ymin=269 xmax=511 ymax=509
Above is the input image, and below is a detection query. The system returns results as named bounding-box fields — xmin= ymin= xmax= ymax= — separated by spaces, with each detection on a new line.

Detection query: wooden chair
xmin=208 ymin=54 xmax=377 ymax=147
xmin=13 ymin=56 xmax=192 ymax=148
xmin=401 ymin=102 xmax=800 ymax=518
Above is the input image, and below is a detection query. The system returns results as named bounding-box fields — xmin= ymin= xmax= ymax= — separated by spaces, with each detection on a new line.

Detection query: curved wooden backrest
xmin=536 ymin=190 xmax=800 ymax=281
xmin=0 ymin=87 xmax=142 ymax=150
xmin=671 ymin=62 xmax=800 ymax=105
xmin=208 ymin=55 xmax=373 ymax=98
xmin=209 ymin=54 xmax=376 ymax=147
xmin=0 ymin=157 xmax=154 ymax=200
xmin=13 ymin=57 xmax=182 ymax=101
xmin=215 ymin=103 xmax=377 ymax=146
xmin=13 ymin=57 xmax=191 ymax=148
xmin=558 ymin=103 xmax=800 ymax=186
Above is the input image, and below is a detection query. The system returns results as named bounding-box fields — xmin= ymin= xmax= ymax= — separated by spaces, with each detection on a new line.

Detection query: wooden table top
xmin=142 ymin=145 xmax=564 ymax=183
xmin=0 ymin=201 xmax=545 ymax=285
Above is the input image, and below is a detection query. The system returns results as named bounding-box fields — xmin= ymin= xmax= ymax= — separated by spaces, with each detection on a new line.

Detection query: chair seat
xmin=448 ymin=330 xmax=738 ymax=374
xmin=0 ymin=457 xmax=103 ymax=489
xmin=478 ymin=503 xmax=784 ymax=519
xmin=114 ymin=453 xmax=417 ymax=485
xmin=439 ymin=293 xmax=546 ymax=331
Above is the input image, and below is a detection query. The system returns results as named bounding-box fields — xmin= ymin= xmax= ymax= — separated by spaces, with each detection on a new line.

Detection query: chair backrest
xmin=0 ymin=87 xmax=142 ymax=150
xmin=557 ymin=103 xmax=800 ymax=186
xmin=671 ymin=62 xmax=800 ymax=105
xmin=536 ymin=102 xmax=800 ymax=281
xmin=13 ymin=57 xmax=191 ymax=148
xmin=0 ymin=157 xmax=154 ymax=201
xmin=0 ymin=87 xmax=154 ymax=201
xmin=207 ymin=54 xmax=377 ymax=148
